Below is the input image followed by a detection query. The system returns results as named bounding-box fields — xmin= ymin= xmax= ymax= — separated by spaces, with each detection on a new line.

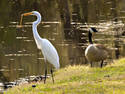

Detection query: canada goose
xmin=85 ymin=27 xmax=108 ymax=68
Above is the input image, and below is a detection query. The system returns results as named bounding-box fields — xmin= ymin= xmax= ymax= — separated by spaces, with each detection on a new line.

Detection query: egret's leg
xmin=90 ymin=62 xmax=93 ymax=67
xmin=44 ymin=60 xmax=47 ymax=84
xmin=100 ymin=60 xmax=103 ymax=68
xmin=50 ymin=68 xmax=54 ymax=84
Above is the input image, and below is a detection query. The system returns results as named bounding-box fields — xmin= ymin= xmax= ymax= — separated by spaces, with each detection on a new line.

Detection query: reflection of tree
xmin=72 ymin=1 xmax=81 ymax=22
xmin=111 ymin=0 xmax=120 ymax=59
xmin=57 ymin=0 xmax=88 ymax=65
xmin=80 ymin=0 xmax=88 ymax=22
xmin=57 ymin=0 xmax=71 ymax=39
xmin=58 ymin=0 xmax=71 ymax=28
xmin=0 ymin=0 xmax=10 ymax=26
xmin=0 ymin=72 xmax=8 ymax=82
xmin=0 ymin=53 xmax=8 ymax=82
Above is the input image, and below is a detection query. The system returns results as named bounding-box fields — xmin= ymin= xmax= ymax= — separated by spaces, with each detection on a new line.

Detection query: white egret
xmin=85 ymin=27 xmax=109 ymax=68
xmin=20 ymin=11 xmax=60 ymax=83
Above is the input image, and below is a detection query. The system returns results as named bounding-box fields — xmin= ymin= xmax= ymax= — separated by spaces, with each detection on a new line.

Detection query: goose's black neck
xmin=88 ymin=31 xmax=93 ymax=44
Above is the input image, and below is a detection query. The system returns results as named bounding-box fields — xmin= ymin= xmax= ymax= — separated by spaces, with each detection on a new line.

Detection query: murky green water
xmin=0 ymin=0 xmax=125 ymax=82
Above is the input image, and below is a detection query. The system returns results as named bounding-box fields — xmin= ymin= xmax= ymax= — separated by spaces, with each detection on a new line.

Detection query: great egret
xmin=20 ymin=11 xmax=60 ymax=83
xmin=85 ymin=27 xmax=108 ymax=68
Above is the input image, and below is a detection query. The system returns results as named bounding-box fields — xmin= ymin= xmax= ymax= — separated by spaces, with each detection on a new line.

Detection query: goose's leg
xmin=44 ymin=60 xmax=47 ymax=84
xmin=100 ymin=60 xmax=103 ymax=68
xmin=50 ymin=68 xmax=54 ymax=84
xmin=90 ymin=62 xmax=93 ymax=67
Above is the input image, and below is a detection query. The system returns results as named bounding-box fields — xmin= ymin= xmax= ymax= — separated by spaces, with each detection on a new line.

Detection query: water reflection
xmin=0 ymin=0 xmax=125 ymax=82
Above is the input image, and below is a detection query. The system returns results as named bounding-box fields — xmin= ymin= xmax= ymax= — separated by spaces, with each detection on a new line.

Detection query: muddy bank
xmin=0 ymin=75 xmax=50 ymax=93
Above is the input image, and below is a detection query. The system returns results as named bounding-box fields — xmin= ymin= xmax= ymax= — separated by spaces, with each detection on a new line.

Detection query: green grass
xmin=5 ymin=58 xmax=125 ymax=94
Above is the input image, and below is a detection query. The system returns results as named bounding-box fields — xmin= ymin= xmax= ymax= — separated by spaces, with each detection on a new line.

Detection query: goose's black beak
xmin=90 ymin=27 xmax=98 ymax=32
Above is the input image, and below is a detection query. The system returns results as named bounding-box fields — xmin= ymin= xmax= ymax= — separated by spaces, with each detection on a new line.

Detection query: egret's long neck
xmin=32 ymin=14 xmax=42 ymax=41
xmin=88 ymin=31 xmax=93 ymax=44
xmin=32 ymin=23 xmax=41 ymax=41
xmin=34 ymin=14 xmax=41 ymax=25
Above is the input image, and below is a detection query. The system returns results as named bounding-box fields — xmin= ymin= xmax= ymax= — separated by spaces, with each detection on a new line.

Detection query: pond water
xmin=0 ymin=0 xmax=125 ymax=82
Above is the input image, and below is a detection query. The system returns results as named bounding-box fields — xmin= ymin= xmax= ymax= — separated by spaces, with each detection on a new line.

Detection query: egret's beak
xmin=19 ymin=12 xmax=33 ymax=27
xmin=22 ymin=12 xmax=33 ymax=16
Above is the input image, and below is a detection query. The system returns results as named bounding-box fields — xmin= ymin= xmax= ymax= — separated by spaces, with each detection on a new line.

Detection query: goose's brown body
xmin=85 ymin=28 xmax=109 ymax=67
xmin=85 ymin=44 xmax=108 ymax=62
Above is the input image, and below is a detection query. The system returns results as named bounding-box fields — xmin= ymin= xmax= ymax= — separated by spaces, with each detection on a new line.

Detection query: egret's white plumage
xmin=37 ymin=38 xmax=60 ymax=69
xmin=21 ymin=11 xmax=60 ymax=83
xmin=32 ymin=11 xmax=60 ymax=69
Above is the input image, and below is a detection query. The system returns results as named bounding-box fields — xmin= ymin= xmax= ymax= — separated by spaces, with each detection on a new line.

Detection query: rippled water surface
xmin=0 ymin=0 xmax=125 ymax=82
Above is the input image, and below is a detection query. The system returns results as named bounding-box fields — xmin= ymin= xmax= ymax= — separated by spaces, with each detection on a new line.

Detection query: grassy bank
xmin=5 ymin=58 xmax=125 ymax=94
